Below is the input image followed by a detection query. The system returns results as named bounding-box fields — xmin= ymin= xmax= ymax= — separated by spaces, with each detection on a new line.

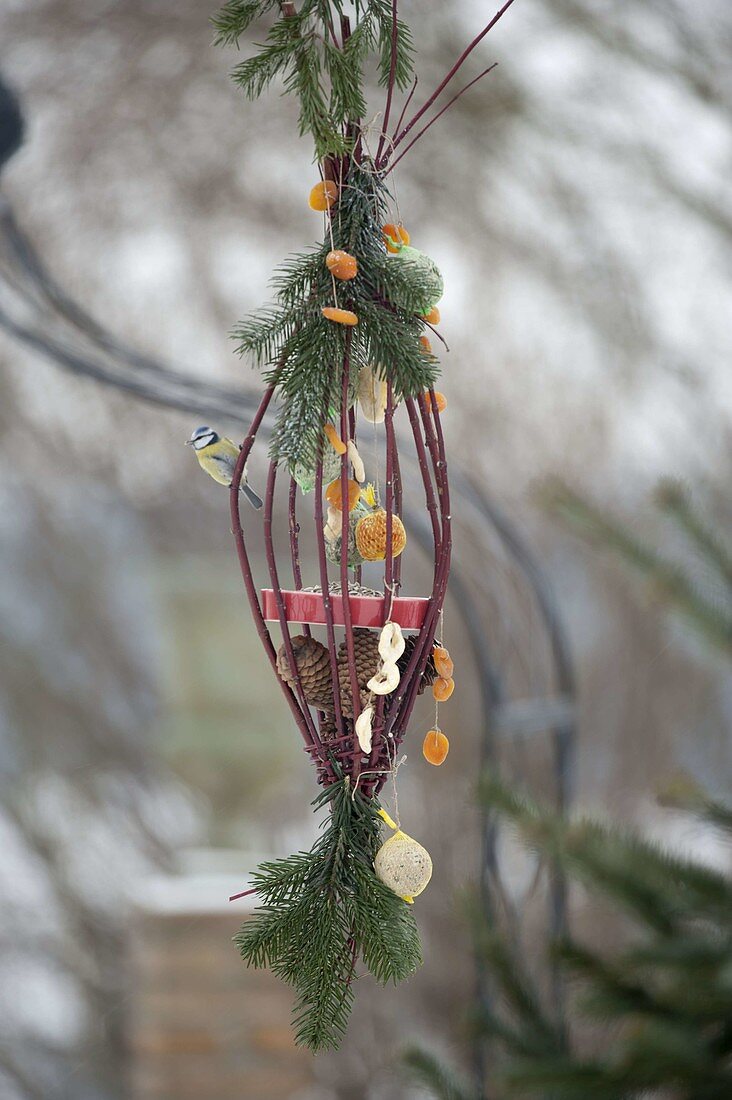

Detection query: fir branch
xmin=217 ymin=0 xmax=409 ymax=158
xmin=326 ymin=31 xmax=369 ymax=122
xmin=264 ymin=312 xmax=346 ymax=466
xmin=232 ymin=162 xmax=441 ymax=468
xmin=269 ymin=245 xmax=329 ymax=307
xmin=655 ymin=477 xmax=732 ymax=594
xmin=480 ymin=775 xmax=732 ymax=933
xmin=502 ymin=1057 xmax=630 ymax=1100
xmin=541 ymin=478 xmax=732 ymax=656
xmin=365 ymin=248 xmax=443 ymax=314
xmin=212 ymin=0 xmax=281 ymax=46
xmin=403 ymin=1049 xmax=476 ymax=1100
xmin=229 ymin=12 xmax=304 ymax=100
xmin=659 ymin=773 xmax=732 ymax=837
xmin=474 ymin=927 xmax=563 ymax=1054
xmin=232 ymin=302 xmax=306 ymax=365
xmin=349 ymin=857 xmax=422 ymax=983
xmin=471 ymin=1003 xmax=557 ymax=1061
xmin=410 ymin=779 xmax=732 ymax=1100
xmin=236 ymin=779 xmax=421 ymax=1052
xmin=355 ymin=299 xmax=439 ymax=397
xmin=557 ymin=939 xmax=677 ymax=1024
xmin=285 ymin=34 xmax=350 ymax=157
xmin=374 ymin=7 xmax=415 ymax=91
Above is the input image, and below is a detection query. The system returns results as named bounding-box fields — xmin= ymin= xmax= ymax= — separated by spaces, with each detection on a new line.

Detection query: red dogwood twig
xmin=379 ymin=0 xmax=516 ymax=169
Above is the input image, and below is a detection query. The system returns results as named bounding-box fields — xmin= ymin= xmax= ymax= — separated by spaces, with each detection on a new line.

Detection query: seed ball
xmin=374 ymin=832 xmax=433 ymax=901
xmin=355 ymin=509 xmax=407 ymax=561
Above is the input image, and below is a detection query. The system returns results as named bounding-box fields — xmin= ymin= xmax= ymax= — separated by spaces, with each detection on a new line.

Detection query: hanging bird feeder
xmin=225 ymin=158 xmax=452 ymax=1050
xmin=209 ymin=0 xmax=515 ymax=1055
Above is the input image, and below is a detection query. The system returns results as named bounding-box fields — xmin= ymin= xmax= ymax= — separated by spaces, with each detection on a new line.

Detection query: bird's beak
xmin=185 ymin=438 xmax=195 ymax=446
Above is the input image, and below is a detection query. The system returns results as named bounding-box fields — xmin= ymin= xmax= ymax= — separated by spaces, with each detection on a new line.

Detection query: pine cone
xmin=337 ymin=629 xmax=380 ymax=718
xmin=399 ymin=635 xmax=438 ymax=694
xmin=318 ymin=714 xmax=343 ymax=743
xmin=336 ymin=629 xmax=438 ymax=716
xmin=276 ymin=635 xmax=333 ymax=711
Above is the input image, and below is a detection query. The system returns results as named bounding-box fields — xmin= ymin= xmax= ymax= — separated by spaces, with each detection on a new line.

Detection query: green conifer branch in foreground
xmin=406 ymin=776 xmax=732 ymax=1099
xmin=541 ymin=478 xmax=732 ymax=655
xmin=407 ymin=485 xmax=732 ymax=1098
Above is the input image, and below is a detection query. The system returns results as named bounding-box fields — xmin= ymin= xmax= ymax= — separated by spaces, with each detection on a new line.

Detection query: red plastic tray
xmin=261 ymin=589 xmax=429 ymax=631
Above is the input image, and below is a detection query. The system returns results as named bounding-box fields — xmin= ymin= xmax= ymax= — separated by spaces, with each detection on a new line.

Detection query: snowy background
xmin=1 ymin=0 xmax=731 ymax=1097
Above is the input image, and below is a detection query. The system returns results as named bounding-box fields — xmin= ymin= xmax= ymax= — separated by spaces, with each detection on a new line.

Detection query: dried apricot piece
xmin=419 ymin=335 xmax=432 ymax=354
xmin=425 ymin=390 xmax=447 ymax=414
xmin=433 ymin=676 xmax=455 ymax=702
xmin=324 ymin=422 xmax=347 ymax=455
xmin=309 ymin=180 xmax=338 ymax=211
xmin=326 ymin=250 xmax=358 ymax=280
xmin=422 ymin=305 xmax=441 ymax=325
xmin=423 ymin=728 xmax=449 ymax=766
xmin=383 ymin=222 xmax=410 ymax=254
xmin=433 ymin=645 xmax=454 ymax=679
xmin=325 ymin=478 xmax=361 ymax=512
xmin=322 ymin=306 xmax=359 ymax=326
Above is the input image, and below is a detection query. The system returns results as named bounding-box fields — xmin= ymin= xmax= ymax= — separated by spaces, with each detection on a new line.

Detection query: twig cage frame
xmin=229 ymin=372 xmax=451 ymax=798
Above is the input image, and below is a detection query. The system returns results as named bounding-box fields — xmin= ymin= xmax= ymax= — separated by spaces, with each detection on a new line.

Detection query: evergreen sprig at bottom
xmin=235 ymin=778 xmax=422 ymax=1052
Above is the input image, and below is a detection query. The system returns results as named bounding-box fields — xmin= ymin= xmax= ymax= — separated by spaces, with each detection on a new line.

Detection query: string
xmin=360 ymin=122 xmax=403 ymax=239
xmin=317 ymin=161 xmax=340 ymax=313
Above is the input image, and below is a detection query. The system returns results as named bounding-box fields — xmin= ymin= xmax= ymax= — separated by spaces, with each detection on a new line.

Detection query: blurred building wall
xmin=130 ymin=891 xmax=314 ymax=1100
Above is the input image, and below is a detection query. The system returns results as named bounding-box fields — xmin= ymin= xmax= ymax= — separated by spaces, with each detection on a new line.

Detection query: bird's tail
xmin=241 ymin=481 xmax=263 ymax=510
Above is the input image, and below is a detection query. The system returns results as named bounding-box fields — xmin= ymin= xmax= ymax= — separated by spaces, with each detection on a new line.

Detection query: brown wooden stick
xmin=379 ymin=393 xmax=451 ymax=760
xmin=314 ymin=452 xmax=346 ymax=778
xmin=385 ymin=64 xmax=498 ymax=173
xmin=338 ymin=331 xmax=362 ymax=777
xmin=405 ymin=396 xmax=441 ymax=555
xmin=288 ymin=475 xmax=311 ymax=638
xmin=375 ymin=0 xmax=400 ymax=165
xmin=389 ymin=0 xmax=516 ymax=152
xmin=229 ymin=385 xmax=313 ymax=747
xmin=264 ymin=461 xmax=319 ymax=746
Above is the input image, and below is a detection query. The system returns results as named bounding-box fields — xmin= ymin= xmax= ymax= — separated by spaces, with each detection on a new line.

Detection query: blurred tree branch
xmin=539 ymin=477 xmax=732 ymax=656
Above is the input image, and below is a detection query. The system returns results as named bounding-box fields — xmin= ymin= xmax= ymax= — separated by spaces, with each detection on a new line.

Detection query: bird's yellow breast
xmin=195 ymin=438 xmax=240 ymax=486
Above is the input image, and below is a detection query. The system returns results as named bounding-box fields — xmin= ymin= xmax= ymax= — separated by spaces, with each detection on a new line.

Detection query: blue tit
xmin=186 ymin=426 xmax=263 ymax=509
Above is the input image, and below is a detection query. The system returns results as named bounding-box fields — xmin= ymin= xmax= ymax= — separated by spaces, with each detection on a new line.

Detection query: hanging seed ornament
xmin=356 ymin=507 xmax=408 ymax=561
xmin=211 ymin=0 xmax=515 ymax=1056
xmin=375 ymin=808 xmax=433 ymax=903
